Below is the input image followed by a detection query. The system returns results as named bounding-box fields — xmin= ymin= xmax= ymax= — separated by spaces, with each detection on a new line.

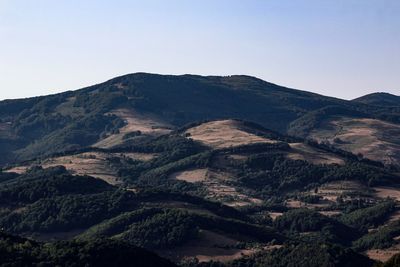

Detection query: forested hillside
xmin=0 ymin=231 xmax=177 ymax=267
xmin=1 ymin=118 xmax=400 ymax=266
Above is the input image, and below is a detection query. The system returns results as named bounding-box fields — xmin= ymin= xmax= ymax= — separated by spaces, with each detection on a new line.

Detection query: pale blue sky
xmin=0 ymin=0 xmax=399 ymax=100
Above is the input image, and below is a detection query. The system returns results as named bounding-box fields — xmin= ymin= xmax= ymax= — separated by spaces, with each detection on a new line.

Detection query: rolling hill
xmin=2 ymin=117 xmax=400 ymax=265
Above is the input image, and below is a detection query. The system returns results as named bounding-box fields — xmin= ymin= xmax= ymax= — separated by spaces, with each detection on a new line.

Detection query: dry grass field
xmin=112 ymin=152 xmax=158 ymax=161
xmin=310 ymin=117 xmax=400 ymax=165
xmin=366 ymin=244 xmax=400 ymax=263
xmin=169 ymin=168 xmax=209 ymax=183
xmin=169 ymin=167 xmax=263 ymax=207
xmin=269 ymin=212 xmax=283 ymax=220
xmin=185 ymin=120 xmax=277 ymax=149
xmin=287 ymin=142 xmax=345 ymax=165
xmin=373 ymin=186 xmax=400 ymax=201
xmin=93 ymin=108 xmax=172 ymax=148
xmin=5 ymin=151 xmax=157 ymax=185
xmin=6 ymin=152 xmax=120 ymax=185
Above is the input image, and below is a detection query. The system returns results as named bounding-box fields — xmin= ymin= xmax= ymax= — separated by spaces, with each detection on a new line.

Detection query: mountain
xmin=353 ymin=93 xmax=400 ymax=107
xmin=0 ymin=73 xmax=399 ymax=167
xmin=1 ymin=73 xmax=400 ymax=266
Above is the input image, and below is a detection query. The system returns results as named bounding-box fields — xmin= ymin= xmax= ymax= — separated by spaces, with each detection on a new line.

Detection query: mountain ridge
xmin=4 ymin=72 xmax=395 ymax=103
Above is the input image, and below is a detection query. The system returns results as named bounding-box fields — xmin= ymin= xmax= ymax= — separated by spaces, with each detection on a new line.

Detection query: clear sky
xmin=0 ymin=0 xmax=399 ymax=100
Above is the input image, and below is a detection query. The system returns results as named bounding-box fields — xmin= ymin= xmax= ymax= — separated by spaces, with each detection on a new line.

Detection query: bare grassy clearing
xmin=366 ymin=244 xmax=400 ymax=262
xmin=311 ymin=118 xmax=400 ymax=165
xmin=387 ymin=209 xmax=400 ymax=223
xmin=319 ymin=211 xmax=342 ymax=217
xmin=374 ymin=186 xmax=400 ymax=201
xmin=169 ymin=168 xmax=263 ymax=207
xmin=5 ymin=152 xmax=120 ymax=185
xmin=111 ymin=152 xmax=158 ymax=161
xmin=93 ymin=108 xmax=172 ymax=148
xmin=287 ymin=143 xmax=345 ymax=165
xmin=5 ymin=166 xmax=27 ymax=174
xmin=285 ymin=200 xmax=302 ymax=208
xmin=41 ymin=152 xmax=120 ymax=185
xmin=10 ymin=206 xmax=28 ymax=215
xmin=185 ymin=120 xmax=276 ymax=149
xmin=169 ymin=168 xmax=209 ymax=183
xmin=269 ymin=212 xmax=283 ymax=220
xmin=228 ymin=154 xmax=248 ymax=161
xmin=5 ymin=151 xmax=155 ymax=184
